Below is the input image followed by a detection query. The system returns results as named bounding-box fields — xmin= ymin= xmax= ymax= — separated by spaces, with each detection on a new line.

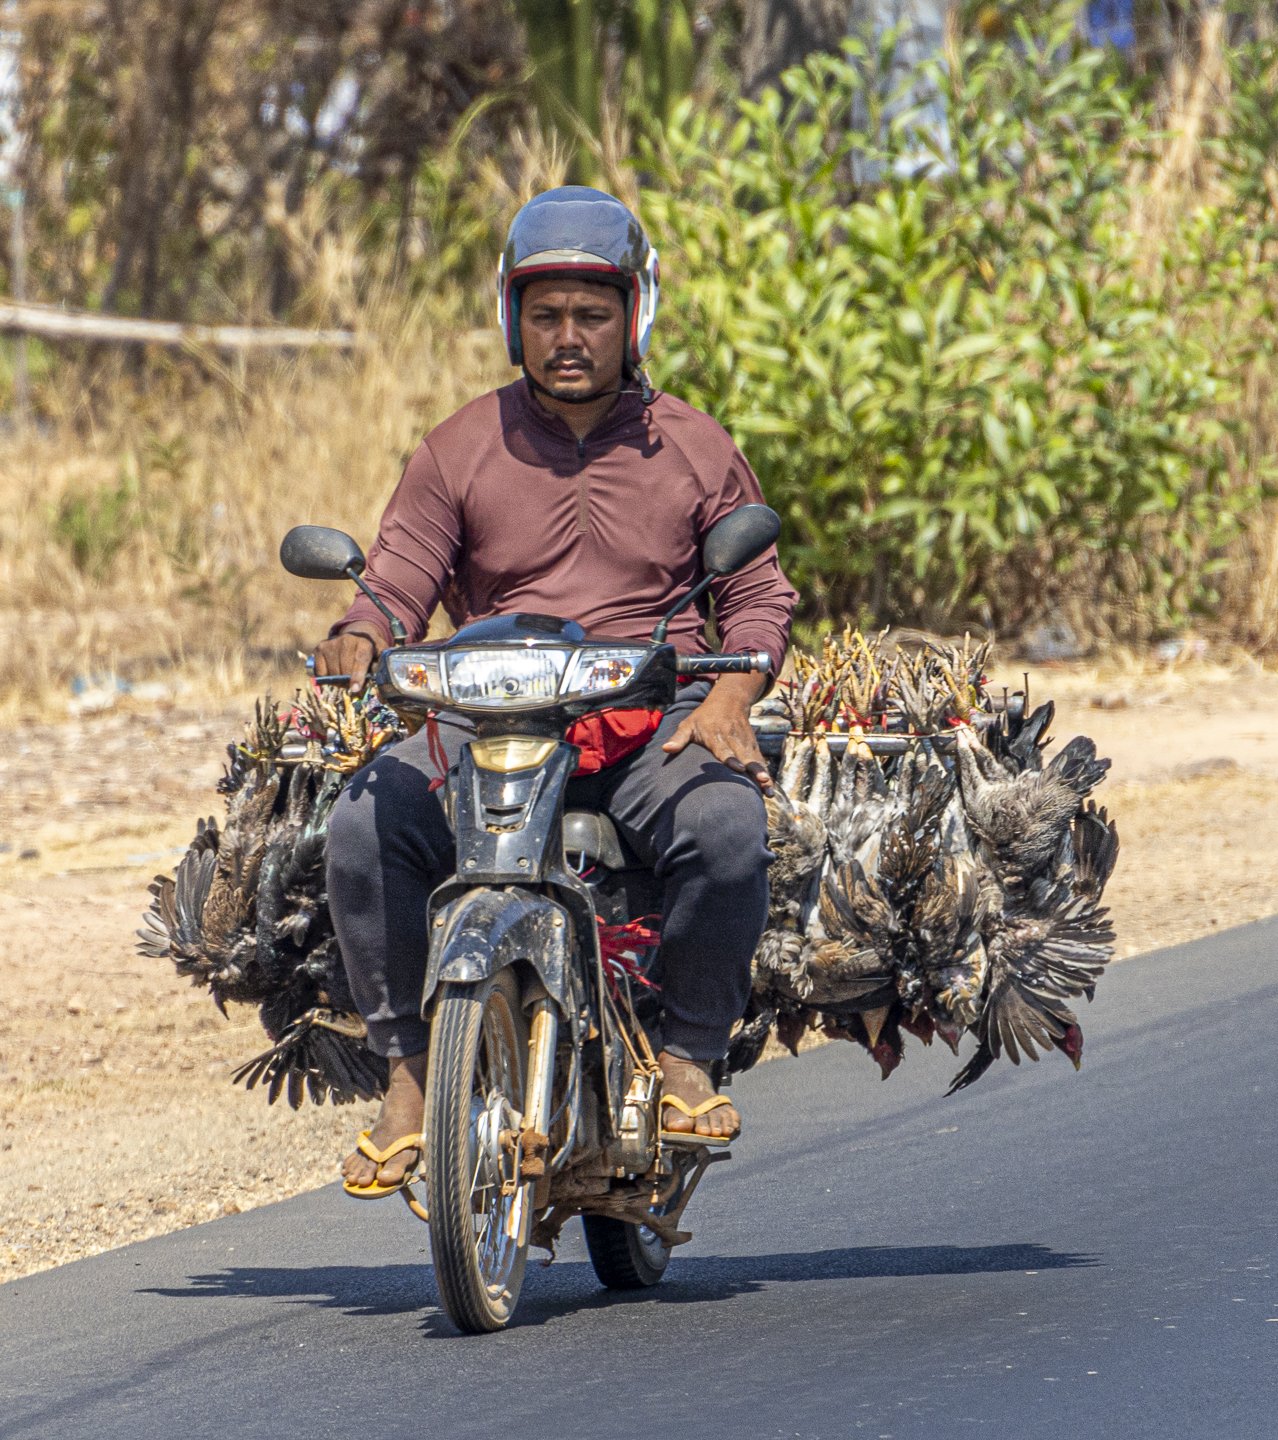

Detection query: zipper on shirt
xmin=575 ymin=436 xmax=589 ymax=531
xmin=572 ymin=437 xmax=592 ymax=535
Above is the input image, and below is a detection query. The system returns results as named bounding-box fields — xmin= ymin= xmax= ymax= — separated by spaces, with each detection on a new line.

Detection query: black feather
xmin=231 ymin=1008 xmax=388 ymax=1105
xmin=1046 ymin=735 xmax=1111 ymax=798
xmin=726 ymin=1002 xmax=777 ymax=1074
xmin=947 ymin=1038 xmax=996 ymax=1095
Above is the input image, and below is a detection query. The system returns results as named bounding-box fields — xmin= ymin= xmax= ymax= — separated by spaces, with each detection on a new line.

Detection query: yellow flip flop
xmin=341 ymin=1129 xmax=425 ymax=1199
xmin=659 ymin=1093 xmax=739 ymax=1148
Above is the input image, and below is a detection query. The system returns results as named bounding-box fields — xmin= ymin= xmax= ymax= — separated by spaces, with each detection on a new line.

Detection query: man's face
xmin=518 ymin=277 xmax=627 ymax=400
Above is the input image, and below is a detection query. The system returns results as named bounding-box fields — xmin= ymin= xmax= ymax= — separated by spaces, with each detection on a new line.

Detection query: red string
xmin=596 ymin=915 xmax=662 ymax=996
xmin=424 ymin=713 xmax=449 ymax=792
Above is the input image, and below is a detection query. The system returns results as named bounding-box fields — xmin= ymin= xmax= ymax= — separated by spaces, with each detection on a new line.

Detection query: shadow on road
xmin=140 ymin=1241 xmax=1098 ymax=1332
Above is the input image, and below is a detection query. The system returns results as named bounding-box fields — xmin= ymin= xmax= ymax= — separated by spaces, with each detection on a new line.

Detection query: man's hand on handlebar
xmin=311 ymin=624 xmax=383 ymax=692
xmin=662 ymin=671 xmax=774 ymax=793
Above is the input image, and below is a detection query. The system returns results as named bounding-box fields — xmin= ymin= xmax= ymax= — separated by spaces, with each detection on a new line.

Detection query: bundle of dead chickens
xmin=137 ymin=687 xmax=406 ymax=1107
xmin=732 ymin=630 xmax=1118 ymax=1094
xmin=140 ymin=630 xmax=1118 ymax=1105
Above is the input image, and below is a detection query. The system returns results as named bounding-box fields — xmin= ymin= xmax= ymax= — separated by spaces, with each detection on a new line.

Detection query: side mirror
xmin=702 ymin=504 xmax=781 ymax=576
xmin=280 ymin=525 xmax=367 ymax=581
xmin=281 ymin=524 xmax=408 ymax=644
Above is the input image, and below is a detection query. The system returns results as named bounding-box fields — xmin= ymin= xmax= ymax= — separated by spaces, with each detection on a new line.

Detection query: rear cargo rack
xmin=749 ymin=723 xmax=965 ymax=759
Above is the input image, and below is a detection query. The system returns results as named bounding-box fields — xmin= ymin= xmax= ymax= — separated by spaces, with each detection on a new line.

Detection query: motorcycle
xmin=280 ymin=504 xmax=780 ymax=1334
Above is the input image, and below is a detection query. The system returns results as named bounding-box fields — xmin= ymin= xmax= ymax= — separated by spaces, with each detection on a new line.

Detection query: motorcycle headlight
xmin=445 ymin=646 xmax=573 ymax=707
xmin=561 ymin=646 xmax=649 ymax=700
xmin=384 ymin=650 xmax=446 ymax=704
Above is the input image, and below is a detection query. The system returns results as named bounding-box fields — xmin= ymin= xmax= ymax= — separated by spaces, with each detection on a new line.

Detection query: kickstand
xmin=399 ymin=1179 xmax=429 ymax=1224
xmin=661 ymin=1146 xmax=731 ymax=1240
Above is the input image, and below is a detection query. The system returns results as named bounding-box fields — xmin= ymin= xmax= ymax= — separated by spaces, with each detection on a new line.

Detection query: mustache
xmin=545 ymin=354 xmax=593 ymax=371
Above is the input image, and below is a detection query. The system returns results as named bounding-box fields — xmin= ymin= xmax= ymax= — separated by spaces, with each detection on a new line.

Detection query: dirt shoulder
xmin=3 ymin=657 xmax=1276 ymax=1283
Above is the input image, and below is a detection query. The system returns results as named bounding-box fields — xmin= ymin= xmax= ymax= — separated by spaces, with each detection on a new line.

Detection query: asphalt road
xmin=3 ymin=919 xmax=1275 ymax=1439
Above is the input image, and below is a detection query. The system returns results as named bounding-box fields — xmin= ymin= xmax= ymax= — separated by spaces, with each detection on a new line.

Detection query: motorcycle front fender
xmin=421 ymin=886 xmax=574 ymax=1017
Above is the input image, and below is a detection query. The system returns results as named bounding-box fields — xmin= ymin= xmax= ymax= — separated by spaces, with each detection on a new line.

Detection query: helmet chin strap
xmin=522 ymin=366 xmax=654 ymax=406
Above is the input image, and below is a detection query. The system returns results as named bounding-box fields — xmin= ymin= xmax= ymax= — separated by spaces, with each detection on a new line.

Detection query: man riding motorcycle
xmin=312 ymin=187 xmax=798 ymax=1199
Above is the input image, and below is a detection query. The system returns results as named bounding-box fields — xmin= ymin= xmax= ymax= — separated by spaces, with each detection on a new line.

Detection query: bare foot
xmin=341 ymin=1051 xmax=428 ymax=1189
xmin=658 ymin=1051 xmax=741 ymax=1139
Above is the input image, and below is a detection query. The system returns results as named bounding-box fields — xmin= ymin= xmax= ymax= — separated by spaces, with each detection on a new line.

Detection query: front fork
xmin=500 ymin=996 xmax=560 ymax=1244
xmin=522 ymin=998 xmax=560 ymax=1172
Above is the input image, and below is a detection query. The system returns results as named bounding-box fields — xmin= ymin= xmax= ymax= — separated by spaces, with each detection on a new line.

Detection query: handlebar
xmin=309 ymin=650 xmax=772 ymax=688
xmin=675 ymin=651 xmax=772 ymax=676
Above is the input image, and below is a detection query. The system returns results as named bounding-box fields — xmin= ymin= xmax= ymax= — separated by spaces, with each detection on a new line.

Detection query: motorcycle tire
xmin=582 ymin=1214 xmax=672 ymax=1290
xmin=424 ymin=969 xmax=530 ymax=1333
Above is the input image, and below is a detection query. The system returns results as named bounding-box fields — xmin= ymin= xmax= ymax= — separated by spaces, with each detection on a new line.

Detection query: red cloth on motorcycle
xmin=566 ymin=707 xmax=663 ymax=776
xmin=329 ymin=379 xmax=797 ymax=678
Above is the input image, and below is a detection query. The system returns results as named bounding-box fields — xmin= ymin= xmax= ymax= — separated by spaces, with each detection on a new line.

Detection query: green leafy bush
xmin=641 ymin=13 xmax=1263 ymax=637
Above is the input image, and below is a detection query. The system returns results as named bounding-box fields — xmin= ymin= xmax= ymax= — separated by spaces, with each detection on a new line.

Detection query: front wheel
xmin=424 ymin=970 xmax=529 ymax=1333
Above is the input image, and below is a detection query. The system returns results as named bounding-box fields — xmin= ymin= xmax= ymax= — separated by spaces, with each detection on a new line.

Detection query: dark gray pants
xmin=325 ymin=685 xmax=770 ymax=1063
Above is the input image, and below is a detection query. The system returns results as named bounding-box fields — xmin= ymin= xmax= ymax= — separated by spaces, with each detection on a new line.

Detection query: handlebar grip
xmin=675 ymin=651 xmax=772 ymax=676
xmin=305 ymin=656 xmax=365 ymax=688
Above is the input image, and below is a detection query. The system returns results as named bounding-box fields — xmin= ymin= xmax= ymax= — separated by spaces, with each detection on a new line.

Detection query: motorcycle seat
xmin=563 ymin=809 xmax=641 ymax=871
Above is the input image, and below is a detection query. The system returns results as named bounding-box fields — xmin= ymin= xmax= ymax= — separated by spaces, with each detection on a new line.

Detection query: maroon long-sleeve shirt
xmin=334 ymin=379 xmax=797 ymax=674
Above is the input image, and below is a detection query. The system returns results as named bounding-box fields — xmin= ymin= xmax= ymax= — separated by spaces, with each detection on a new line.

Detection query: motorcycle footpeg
xmin=659 ymin=1131 xmax=733 ymax=1152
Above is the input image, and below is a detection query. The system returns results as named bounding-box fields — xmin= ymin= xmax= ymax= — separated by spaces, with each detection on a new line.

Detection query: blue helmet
xmin=497 ymin=187 xmax=660 ymax=371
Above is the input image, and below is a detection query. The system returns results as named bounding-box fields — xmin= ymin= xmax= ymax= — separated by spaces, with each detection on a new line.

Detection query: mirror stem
xmin=651 ymin=572 xmax=717 ymax=643
xmin=345 ymin=565 xmax=408 ymax=644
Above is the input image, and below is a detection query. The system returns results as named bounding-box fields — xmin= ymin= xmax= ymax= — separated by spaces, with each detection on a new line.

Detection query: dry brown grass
xmin=0 ymin=296 xmax=511 ymax=713
xmin=0 ymin=130 xmax=585 ymax=715
xmin=1122 ymin=10 xmax=1278 ymax=655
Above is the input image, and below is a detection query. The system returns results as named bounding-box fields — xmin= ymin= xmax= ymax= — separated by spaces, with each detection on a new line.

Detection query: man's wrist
xmin=707 ymin=671 xmax=768 ymax=711
xmin=340 ymin=622 xmax=387 ymax=650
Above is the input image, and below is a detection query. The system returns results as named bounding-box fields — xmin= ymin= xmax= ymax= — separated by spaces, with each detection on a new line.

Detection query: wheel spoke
xmin=474 ymin=1204 xmax=494 ymax=1261
xmin=469 ymin=996 xmax=521 ymax=1288
xmin=484 ymin=1210 xmax=504 ymax=1273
